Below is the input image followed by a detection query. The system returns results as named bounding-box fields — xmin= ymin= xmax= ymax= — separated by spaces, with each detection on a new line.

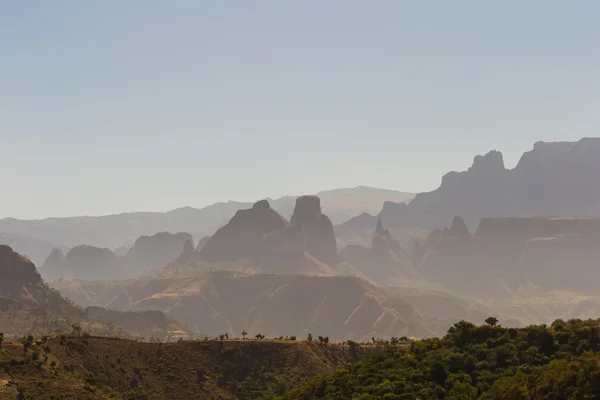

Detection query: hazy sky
xmin=1 ymin=1 xmax=598 ymax=219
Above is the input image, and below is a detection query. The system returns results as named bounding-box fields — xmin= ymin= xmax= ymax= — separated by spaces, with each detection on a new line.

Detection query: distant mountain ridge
xmin=0 ymin=186 xmax=414 ymax=264
xmin=338 ymin=138 xmax=600 ymax=239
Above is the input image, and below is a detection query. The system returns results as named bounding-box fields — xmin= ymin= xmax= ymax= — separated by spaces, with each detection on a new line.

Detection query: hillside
xmin=52 ymin=272 xmax=434 ymax=341
xmin=0 ymin=186 xmax=414 ymax=262
xmin=0 ymin=336 xmax=369 ymax=399
xmin=282 ymin=318 xmax=600 ymax=399
xmin=0 ymin=245 xmax=185 ymax=340
xmin=338 ymin=138 xmax=600 ymax=242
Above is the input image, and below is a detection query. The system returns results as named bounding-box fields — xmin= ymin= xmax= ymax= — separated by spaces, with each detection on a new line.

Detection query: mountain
xmin=339 ymin=219 xmax=416 ymax=285
xmin=410 ymin=216 xmax=600 ymax=298
xmin=52 ymin=271 xmax=434 ymax=341
xmin=41 ymin=231 xmax=194 ymax=281
xmin=0 ymin=245 xmax=186 ymax=339
xmin=197 ymin=197 xmax=341 ymax=274
xmin=0 ymin=187 xmax=415 ymax=261
xmin=0 ymin=233 xmax=66 ymax=267
xmin=338 ymin=138 xmax=600 ymax=240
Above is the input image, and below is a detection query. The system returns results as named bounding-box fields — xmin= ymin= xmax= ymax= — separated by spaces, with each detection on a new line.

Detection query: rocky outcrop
xmin=339 ymin=138 xmax=600 ymax=235
xmin=42 ymin=248 xmax=65 ymax=273
xmin=0 ymin=233 xmax=62 ymax=267
xmin=199 ymin=200 xmax=288 ymax=263
xmin=125 ymin=232 xmax=194 ymax=273
xmin=42 ymin=233 xmax=196 ymax=281
xmin=289 ymin=196 xmax=339 ymax=267
xmin=194 ymin=236 xmax=210 ymax=252
xmin=62 ymin=245 xmax=122 ymax=281
xmin=340 ymin=220 xmax=415 ymax=284
xmin=0 ymin=245 xmax=86 ymax=320
xmin=409 ymin=215 xmax=600 ymax=298
xmin=447 ymin=216 xmax=472 ymax=239
xmin=0 ymin=245 xmax=42 ymax=297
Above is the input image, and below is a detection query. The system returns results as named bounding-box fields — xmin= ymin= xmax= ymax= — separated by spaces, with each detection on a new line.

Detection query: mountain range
xmin=0 ymin=186 xmax=414 ymax=265
xmin=336 ymin=137 xmax=600 ymax=247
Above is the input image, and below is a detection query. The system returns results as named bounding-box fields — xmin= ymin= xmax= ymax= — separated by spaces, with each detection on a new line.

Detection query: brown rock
xmin=289 ymin=196 xmax=339 ymax=267
xmin=0 ymin=245 xmax=42 ymax=297
xmin=199 ymin=200 xmax=288 ymax=262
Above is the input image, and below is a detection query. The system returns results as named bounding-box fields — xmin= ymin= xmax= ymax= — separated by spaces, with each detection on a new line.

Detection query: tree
xmin=307 ymin=333 xmax=313 ymax=342
xmin=323 ymin=337 xmax=329 ymax=344
xmin=71 ymin=324 xmax=82 ymax=336
xmin=0 ymin=333 xmax=3 ymax=349
xmin=242 ymin=330 xmax=248 ymax=340
xmin=485 ymin=316 xmax=499 ymax=326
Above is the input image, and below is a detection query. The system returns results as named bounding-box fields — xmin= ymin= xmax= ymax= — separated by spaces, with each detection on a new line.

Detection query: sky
xmin=1 ymin=1 xmax=599 ymax=219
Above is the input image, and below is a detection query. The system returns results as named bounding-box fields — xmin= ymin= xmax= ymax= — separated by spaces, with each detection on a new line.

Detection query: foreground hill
xmin=0 ymin=337 xmax=369 ymax=400
xmin=283 ymin=318 xmax=600 ymax=400
xmin=0 ymin=186 xmax=414 ymax=260
xmin=338 ymin=138 xmax=600 ymax=244
xmin=52 ymin=272 xmax=434 ymax=341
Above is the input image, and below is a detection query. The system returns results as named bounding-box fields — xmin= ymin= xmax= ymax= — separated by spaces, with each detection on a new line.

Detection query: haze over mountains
xmin=0 ymin=187 xmax=414 ymax=265
xmin=339 ymin=138 xmax=600 ymax=238
xmin=2 ymin=138 xmax=600 ymax=343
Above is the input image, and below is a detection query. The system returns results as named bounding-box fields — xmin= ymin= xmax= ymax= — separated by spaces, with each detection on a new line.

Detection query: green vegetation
xmin=282 ymin=318 xmax=600 ymax=399
xmin=6 ymin=319 xmax=600 ymax=399
xmin=0 ymin=335 xmax=365 ymax=399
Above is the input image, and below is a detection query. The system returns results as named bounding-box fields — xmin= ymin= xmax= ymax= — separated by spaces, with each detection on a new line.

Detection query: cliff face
xmin=0 ymin=245 xmax=43 ymax=297
xmin=290 ymin=196 xmax=339 ymax=267
xmin=410 ymin=216 xmax=600 ymax=297
xmin=198 ymin=200 xmax=289 ymax=263
xmin=339 ymin=220 xmax=415 ymax=284
xmin=125 ymin=232 xmax=194 ymax=273
xmin=196 ymin=196 xmax=340 ymax=269
xmin=339 ymin=138 xmax=600 ymax=234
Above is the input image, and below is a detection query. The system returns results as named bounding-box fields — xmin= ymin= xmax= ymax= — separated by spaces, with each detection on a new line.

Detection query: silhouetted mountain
xmin=0 ymin=187 xmax=414 ymax=254
xmin=0 ymin=245 xmax=187 ymax=339
xmin=410 ymin=216 xmax=600 ymax=297
xmin=0 ymin=233 xmax=66 ymax=266
xmin=289 ymin=196 xmax=339 ymax=267
xmin=340 ymin=220 xmax=415 ymax=284
xmin=339 ymin=138 xmax=600 ymax=236
xmin=199 ymin=200 xmax=288 ymax=263
xmin=42 ymin=232 xmax=195 ymax=281
xmin=123 ymin=231 xmax=193 ymax=273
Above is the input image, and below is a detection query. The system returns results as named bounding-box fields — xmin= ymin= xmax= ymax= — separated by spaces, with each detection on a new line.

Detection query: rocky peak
xmin=288 ymin=196 xmax=338 ymax=267
xmin=290 ymin=196 xmax=322 ymax=226
xmin=377 ymin=201 xmax=408 ymax=225
xmin=447 ymin=216 xmax=472 ymax=239
xmin=252 ymin=199 xmax=271 ymax=210
xmin=0 ymin=245 xmax=42 ymax=295
xmin=128 ymin=232 xmax=194 ymax=272
xmin=174 ymin=239 xmax=195 ymax=264
xmin=375 ymin=219 xmax=386 ymax=236
xmin=199 ymin=200 xmax=288 ymax=263
xmin=42 ymin=248 xmax=65 ymax=270
xmin=467 ymin=150 xmax=505 ymax=175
